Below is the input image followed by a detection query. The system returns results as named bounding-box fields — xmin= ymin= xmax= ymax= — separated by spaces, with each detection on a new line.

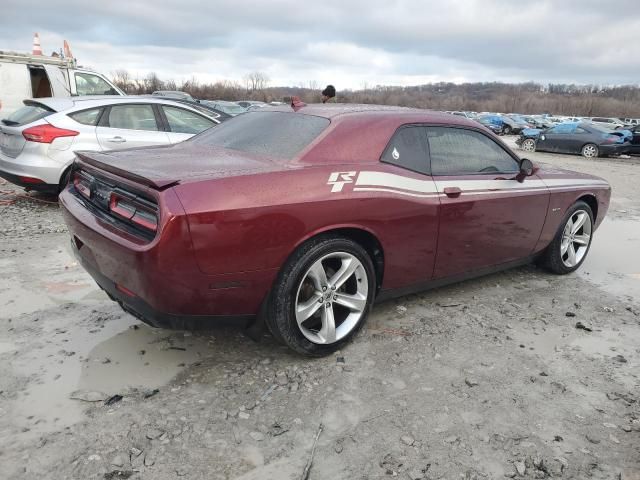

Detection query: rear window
xmin=190 ymin=111 xmax=330 ymax=159
xmin=2 ymin=104 xmax=54 ymax=127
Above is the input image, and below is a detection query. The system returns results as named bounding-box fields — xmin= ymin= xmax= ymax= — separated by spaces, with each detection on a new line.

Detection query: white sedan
xmin=0 ymin=96 xmax=225 ymax=194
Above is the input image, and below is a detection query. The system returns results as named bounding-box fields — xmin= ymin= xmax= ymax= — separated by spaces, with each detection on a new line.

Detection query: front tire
xmin=266 ymin=236 xmax=376 ymax=356
xmin=542 ymin=201 xmax=594 ymax=274
xmin=581 ymin=143 xmax=599 ymax=158
xmin=521 ymin=138 xmax=536 ymax=152
xmin=502 ymin=125 xmax=512 ymax=135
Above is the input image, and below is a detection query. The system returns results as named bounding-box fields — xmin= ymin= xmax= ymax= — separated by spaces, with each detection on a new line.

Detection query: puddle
xmin=1 ymin=238 xmax=219 ymax=438
xmin=580 ymin=217 xmax=640 ymax=301
xmin=10 ymin=321 xmax=217 ymax=437
xmin=0 ymin=246 xmax=107 ymax=319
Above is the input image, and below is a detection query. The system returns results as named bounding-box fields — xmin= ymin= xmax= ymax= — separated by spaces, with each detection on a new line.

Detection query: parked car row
xmin=516 ymin=121 xmax=631 ymax=158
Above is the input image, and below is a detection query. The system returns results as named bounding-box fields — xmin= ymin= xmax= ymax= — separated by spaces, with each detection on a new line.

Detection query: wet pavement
xmin=580 ymin=217 xmax=640 ymax=302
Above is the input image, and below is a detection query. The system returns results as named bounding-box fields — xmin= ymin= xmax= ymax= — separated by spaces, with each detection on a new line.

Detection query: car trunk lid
xmin=75 ymin=143 xmax=288 ymax=189
xmin=0 ymin=100 xmax=58 ymax=158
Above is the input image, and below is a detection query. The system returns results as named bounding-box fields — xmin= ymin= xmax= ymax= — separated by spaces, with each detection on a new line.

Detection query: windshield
xmin=190 ymin=111 xmax=330 ymax=159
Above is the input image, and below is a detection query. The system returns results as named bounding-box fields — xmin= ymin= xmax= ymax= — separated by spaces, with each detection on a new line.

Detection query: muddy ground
xmin=0 ymin=144 xmax=639 ymax=480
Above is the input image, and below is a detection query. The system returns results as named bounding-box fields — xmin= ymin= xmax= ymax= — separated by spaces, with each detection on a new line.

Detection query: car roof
xmin=262 ymin=103 xmax=477 ymax=125
xmin=28 ymin=95 xmax=200 ymax=111
xmin=26 ymin=96 xmax=228 ymax=121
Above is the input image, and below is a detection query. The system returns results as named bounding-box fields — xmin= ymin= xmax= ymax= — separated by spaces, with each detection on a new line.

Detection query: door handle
xmin=443 ymin=187 xmax=462 ymax=198
xmin=107 ymin=136 xmax=126 ymax=143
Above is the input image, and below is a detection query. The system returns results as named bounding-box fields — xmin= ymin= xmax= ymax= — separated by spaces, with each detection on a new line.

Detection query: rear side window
xmin=426 ymin=127 xmax=519 ymax=175
xmin=381 ymin=126 xmax=429 ymax=174
xmin=191 ymin=111 xmax=330 ymax=159
xmin=162 ymin=106 xmax=215 ymax=134
xmin=2 ymin=104 xmax=54 ymax=127
xmin=107 ymin=105 xmax=158 ymax=131
xmin=69 ymin=108 xmax=103 ymax=126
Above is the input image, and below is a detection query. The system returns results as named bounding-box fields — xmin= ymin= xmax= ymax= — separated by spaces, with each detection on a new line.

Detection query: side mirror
xmin=516 ymin=158 xmax=536 ymax=182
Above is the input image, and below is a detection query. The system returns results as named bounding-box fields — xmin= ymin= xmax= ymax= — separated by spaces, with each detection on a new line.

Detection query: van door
xmin=74 ymin=72 xmax=120 ymax=96
xmin=43 ymin=65 xmax=71 ymax=96
xmin=0 ymin=63 xmax=31 ymax=117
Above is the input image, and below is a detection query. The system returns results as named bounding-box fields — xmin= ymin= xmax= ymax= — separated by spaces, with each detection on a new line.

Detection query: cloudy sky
xmin=2 ymin=0 xmax=639 ymax=89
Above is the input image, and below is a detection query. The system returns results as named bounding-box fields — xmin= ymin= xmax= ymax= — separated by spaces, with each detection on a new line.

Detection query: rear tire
xmin=58 ymin=167 xmax=72 ymax=194
xmin=581 ymin=143 xmax=599 ymax=158
xmin=266 ymin=235 xmax=376 ymax=356
xmin=542 ymin=201 xmax=594 ymax=274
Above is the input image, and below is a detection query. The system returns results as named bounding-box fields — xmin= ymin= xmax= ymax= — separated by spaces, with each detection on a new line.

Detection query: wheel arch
xmin=289 ymin=225 xmax=385 ymax=294
xmin=576 ymin=194 xmax=598 ymax=222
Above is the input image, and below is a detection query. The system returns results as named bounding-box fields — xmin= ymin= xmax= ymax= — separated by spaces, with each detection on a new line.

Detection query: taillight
xmin=604 ymin=135 xmax=620 ymax=144
xmin=22 ymin=124 xmax=79 ymax=143
xmin=73 ymin=171 xmax=93 ymax=198
xmin=109 ymin=192 xmax=158 ymax=232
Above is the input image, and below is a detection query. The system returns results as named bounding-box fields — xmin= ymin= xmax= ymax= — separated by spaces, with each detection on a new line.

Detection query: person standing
xmin=321 ymin=85 xmax=336 ymax=103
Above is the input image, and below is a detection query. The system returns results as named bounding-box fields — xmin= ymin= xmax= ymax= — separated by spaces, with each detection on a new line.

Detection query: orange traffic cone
xmin=63 ymin=40 xmax=73 ymax=59
xmin=32 ymin=33 xmax=43 ymax=56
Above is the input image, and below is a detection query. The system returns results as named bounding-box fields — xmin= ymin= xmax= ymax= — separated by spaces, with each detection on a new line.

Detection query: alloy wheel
xmin=560 ymin=209 xmax=592 ymax=268
xmin=582 ymin=144 xmax=598 ymax=158
xmin=522 ymin=139 xmax=536 ymax=152
xmin=294 ymin=252 xmax=368 ymax=344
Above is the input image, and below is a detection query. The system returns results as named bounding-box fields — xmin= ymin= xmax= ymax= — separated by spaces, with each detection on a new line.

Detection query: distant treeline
xmin=110 ymin=70 xmax=640 ymax=117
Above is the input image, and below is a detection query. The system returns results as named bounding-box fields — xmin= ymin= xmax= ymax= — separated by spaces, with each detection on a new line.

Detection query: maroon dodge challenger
xmin=60 ymin=105 xmax=611 ymax=356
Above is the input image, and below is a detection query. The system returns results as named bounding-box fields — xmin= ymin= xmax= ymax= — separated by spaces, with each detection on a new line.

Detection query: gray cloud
xmin=1 ymin=0 xmax=639 ymax=88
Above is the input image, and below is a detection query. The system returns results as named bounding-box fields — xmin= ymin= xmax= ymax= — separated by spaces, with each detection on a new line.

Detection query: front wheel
xmin=502 ymin=125 xmax=512 ymax=135
xmin=542 ymin=201 xmax=594 ymax=274
xmin=581 ymin=143 xmax=599 ymax=158
xmin=266 ymin=236 xmax=376 ymax=356
xmin=521 ymin=138 xmax=536 ymax=152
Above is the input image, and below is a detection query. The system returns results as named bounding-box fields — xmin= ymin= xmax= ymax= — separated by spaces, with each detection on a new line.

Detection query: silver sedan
xmin=0 ymin=96 xmax=224 ymax=194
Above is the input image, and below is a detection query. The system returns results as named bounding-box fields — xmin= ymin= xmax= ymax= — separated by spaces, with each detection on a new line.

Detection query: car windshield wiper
xmin=1 ymin=119 xmax=19 ymax=126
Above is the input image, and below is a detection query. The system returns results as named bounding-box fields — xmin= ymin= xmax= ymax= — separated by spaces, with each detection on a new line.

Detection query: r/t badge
xmin=327 ymin=171 xmax=357 ymax=192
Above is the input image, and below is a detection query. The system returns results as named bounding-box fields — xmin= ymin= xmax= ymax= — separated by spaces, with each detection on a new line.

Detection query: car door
xmin=427 ymin=126 xmax=549 ymax=279
xmin=538 ymin=124 xmax=575 ymax=153
xmin=367 ymin=125 xmax=440 ymax=288
xmin=159 ymin=105 xmax=218 ymax=143
xmin=96 ymin=103 xmax=170 ymax=151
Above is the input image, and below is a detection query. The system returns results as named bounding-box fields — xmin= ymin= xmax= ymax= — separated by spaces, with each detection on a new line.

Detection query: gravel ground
xmin=0 ymin=149 xmax=639 ymax=480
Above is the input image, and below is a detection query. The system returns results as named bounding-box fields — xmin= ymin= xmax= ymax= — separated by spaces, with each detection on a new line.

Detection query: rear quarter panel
xmin=173 ymin=164 xmax=440 ymax=291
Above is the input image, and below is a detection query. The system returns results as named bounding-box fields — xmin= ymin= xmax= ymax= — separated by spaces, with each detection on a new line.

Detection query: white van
xmin=0 ymin=50 xmax=124 ymax=118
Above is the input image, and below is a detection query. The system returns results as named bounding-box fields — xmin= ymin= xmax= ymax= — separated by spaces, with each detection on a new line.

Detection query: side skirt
xmin=375 ymin=254 xmax=541 ymax=303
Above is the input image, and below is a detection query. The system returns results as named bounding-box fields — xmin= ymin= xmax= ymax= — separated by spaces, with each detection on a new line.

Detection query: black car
xmin=625 ymin=124 xmax=640 ymax=155
xmin=516 ymin=122 xmax=630 ymax=158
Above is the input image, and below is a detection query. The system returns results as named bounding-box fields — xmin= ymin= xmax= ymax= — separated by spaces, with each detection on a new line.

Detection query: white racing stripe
xmin=351 ymin=170 xmax=609 ymax=199
xmin=355 ymin=171 xmax=438 ymax=194
xmin=353 ymin=187 xmax=440 ymax=198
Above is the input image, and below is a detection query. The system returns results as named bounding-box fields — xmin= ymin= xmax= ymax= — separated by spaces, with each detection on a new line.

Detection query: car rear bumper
xmin=0 ymin=169 xmax=60 ymax=193
xmin=0 ymin=148 xmax=68 ymax=188
xmin=59 ymin=187 xmax=277 ymax=327
xmin=73 ymin=246 xmax=254 ymax=329
xmin=599 ymin=143 xmax=630 ymax=155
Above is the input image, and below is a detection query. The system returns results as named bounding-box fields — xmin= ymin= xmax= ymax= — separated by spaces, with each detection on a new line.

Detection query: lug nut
xmin=322 ymin=286 xmax=327 ymax=291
